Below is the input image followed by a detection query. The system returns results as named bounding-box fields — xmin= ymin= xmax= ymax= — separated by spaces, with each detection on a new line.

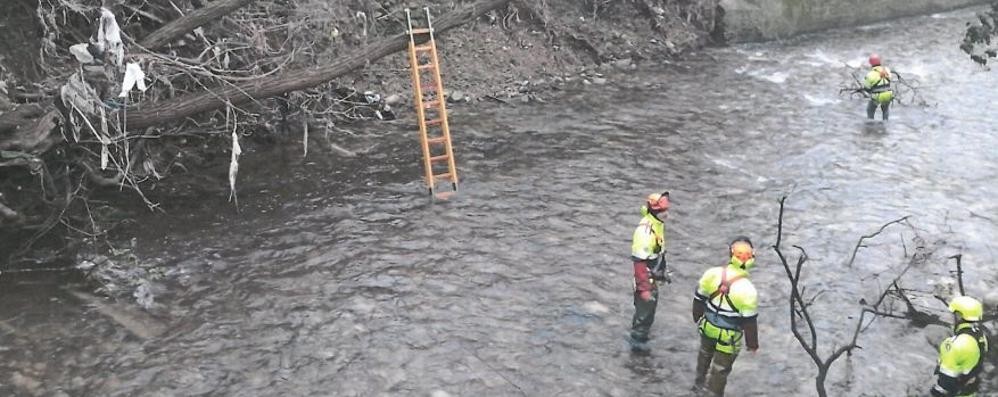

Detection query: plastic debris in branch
xmin=119 ymin=63 xmax=148 ymax=98
xmin=92 ymin=7 xmax=125 ymax=67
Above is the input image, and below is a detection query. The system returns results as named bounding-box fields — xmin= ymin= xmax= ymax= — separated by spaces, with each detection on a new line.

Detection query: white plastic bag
xmin=119 ymin=62 xmax=148 ymax=97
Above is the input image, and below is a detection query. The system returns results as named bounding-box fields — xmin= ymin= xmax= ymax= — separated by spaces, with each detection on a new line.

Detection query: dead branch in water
xmin=845 ymin=215 xmax=910 ymax=267
xmin=774 ymin=195 xmax=939 ymax=397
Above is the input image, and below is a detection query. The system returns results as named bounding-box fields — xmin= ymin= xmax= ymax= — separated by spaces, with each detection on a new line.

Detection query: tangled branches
xmin=838 ymin=67 xmax=928 ymax=107
xmin=774 ymin=196 xmax=954 ymax=396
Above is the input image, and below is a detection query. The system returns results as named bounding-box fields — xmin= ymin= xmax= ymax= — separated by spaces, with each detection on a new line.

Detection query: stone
xmin=614 ymin=58 xmax=632 ymax=69
xmin=923 ymin=324 xmax=951 ymax=348
xmin=592 ymin=77 xmax=608 ymax=85
xmin=11 ymin=372 xmax=41 ymax=393
xmin=384 ymin=94 xmax=404 ymax=105
xmin=448 ymin=90 xmax=466 ymax=103
xmin=984 ymin=291 xmax=998 ymax=312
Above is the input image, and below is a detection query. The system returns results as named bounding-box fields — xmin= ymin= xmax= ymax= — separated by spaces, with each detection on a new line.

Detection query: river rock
xmin=592 ymin=77 xmax=607 ymax=85
xmin=984 ymin=291 xmax=998 ymax=311
xmin=11 ymin=372 xmax=41 ymax=394
xmin=430 ymin=391 xmax=452 ymax=397
xmin=613 ymin=58 xmax=632 ymax=69
xmin=384 ymin=94 xmax=404 ymax=105
xmin=582 ymin=300 xmax=609 ymax=314
xmin=448 ymin=90 xmax=467 ymax=103
xmin=923 ymin=324 xmax=951 ymax=348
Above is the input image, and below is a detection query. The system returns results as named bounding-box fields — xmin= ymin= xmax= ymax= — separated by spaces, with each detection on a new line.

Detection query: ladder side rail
xmin=427 ymin=32 xmax=458 ymax=189
xmin=406 ymin=9 xmax=436 ymax=192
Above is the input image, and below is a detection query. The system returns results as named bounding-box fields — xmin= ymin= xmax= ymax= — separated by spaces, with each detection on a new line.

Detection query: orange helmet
xmin=869 ymin=53 xmax=881 ymax=67
xmin=729 ymin=237 xmax=755 ymax=270
xmin=646 ymin=192 xmax=670 ymax=212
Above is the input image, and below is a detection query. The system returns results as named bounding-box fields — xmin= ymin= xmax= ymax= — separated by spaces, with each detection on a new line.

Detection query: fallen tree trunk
xmin=0 ymin=104 xmax=57 ymax=154
xmin=139 ymin=0 xmax=256 ymax=50
xmin=125 ymin=0 xmax=512 ymax=129
xmin=0 ymin=0 xmax=259 ymax=155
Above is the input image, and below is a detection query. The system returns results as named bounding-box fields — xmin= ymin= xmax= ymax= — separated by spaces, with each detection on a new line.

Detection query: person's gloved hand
xmin=639 ymin=290 xmax=654 ymax=302
xmin=660 ymin=271 xmax=673 ymax=284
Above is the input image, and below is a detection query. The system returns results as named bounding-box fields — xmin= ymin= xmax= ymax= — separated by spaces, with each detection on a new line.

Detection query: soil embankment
xmin=0 ymin=0 xmax=718 ymax=266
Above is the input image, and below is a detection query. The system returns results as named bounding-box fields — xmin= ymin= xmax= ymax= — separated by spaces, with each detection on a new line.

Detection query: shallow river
xmin=2 ymin=7 xmax=997 ymax=397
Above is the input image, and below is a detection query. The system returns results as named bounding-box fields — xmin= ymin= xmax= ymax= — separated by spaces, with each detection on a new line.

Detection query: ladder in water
xmin=406 ymin=7 xmax=458 ymax=198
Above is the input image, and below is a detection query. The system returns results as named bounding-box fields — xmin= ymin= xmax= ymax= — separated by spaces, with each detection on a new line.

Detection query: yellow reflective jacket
xmin=938 ymin=323 xmax=988 ymax=378
xmin=631 ymin=206 xmax=665 ymax=261
xmin=695 ymin=264 xmax=758 ymax=318
xmin=692 ymin=263 xmax=759 ymax=353
xmin=864 ymin=66 xmax=893 ymax=104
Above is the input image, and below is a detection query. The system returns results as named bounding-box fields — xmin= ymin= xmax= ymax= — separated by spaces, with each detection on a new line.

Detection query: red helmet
xmin=868 ymin=53 xmax=881 ymax=67
xmin=646 ymin=192 xmax=670 ymax=212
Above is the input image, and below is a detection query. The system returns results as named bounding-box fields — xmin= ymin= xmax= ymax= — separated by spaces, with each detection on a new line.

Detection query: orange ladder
xmin=406 ymin=7 xmax=458 ymax=198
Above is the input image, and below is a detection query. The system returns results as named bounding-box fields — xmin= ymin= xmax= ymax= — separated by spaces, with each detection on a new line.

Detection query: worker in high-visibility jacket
xmin=931 ymin=295 xmax=990 ymax=397
xmin=691 ymin=237 xmax=759 ymax=397
xmin=864 ymin=53 xmax=894 ymax=121
xmin=628 ymin=191 xmax=671 ymax=352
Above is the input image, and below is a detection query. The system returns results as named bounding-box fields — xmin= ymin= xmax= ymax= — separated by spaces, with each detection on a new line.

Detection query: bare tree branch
xmin=948 ymin=254 xmax=965 ymax=295
xmin=774 ymin=195 xmax=927 ymax=397
xmin=139 ymin=0 xmax=257 ymax=50
xmin=846 ymin=216 xmax=910 ymax=267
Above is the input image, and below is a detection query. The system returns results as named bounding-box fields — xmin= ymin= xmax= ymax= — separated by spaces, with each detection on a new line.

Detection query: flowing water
xmin=2 ymin=8 xmax=997 ymax=397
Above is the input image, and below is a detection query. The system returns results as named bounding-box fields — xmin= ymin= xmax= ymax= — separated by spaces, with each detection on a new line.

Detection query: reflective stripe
xmin=699 ymin=318 xmax=743 ymax=354
xmin=705 ymin=311 xmax=741 ymax=330
xmin=938 ymin=366 xmax=964 ymax=378
xmin=869 ymin=83 xmax=891 ymax=93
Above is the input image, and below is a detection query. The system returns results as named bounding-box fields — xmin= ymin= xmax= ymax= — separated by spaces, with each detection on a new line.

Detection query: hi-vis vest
xmin=694 ymin=265 xmax=758 ymax=353
xmin=631 ymin=206 xmax=665 ymax=262
xmin=938 ymin=323 xmax=989 ymax=381
xmin=864 ymin=66 xmax=893 ymax=103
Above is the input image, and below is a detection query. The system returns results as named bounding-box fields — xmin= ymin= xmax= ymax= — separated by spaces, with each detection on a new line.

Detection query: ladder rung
xmin=425 ymin=118 xmax=443 ymax=126
xmin=410 ymin=28 xmax=432 ymax=34
xmin=427 ymin=136 xmax=447 ymax=144
xmin=413 ymin=44 xmax=433 ymax=52
xmin=430 ymin=155 xmax=449 ymax=163
xmin=423 ymin=100 xmax=441 ymax=109
xmin=433 ymin=173 xmax=452 ymax=180
xmin=417 ymin=63 xmax=435 ymax=71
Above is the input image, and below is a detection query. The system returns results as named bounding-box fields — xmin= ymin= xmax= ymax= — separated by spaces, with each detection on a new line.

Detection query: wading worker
xmin=864 ymin=53 xmax=894 ymax=121
xmin=931 ymin=295 xmax=989 ymax=397
xmin=692 ymin=237 xmax=759 ymax=396
xmin=628 ymin=192 xmax=671 ymax=352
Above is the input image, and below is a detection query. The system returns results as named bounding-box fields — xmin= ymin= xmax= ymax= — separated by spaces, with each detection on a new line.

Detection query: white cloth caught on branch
xmin=228 ymin=130 xmax=242 ymax=204
xmin=69 ymin=43 xmax=94 ymax=64
xmin=93 ymin=7 xmax=124 ymax=67
xmin=119 ymin=63 xmax=148 ymax=97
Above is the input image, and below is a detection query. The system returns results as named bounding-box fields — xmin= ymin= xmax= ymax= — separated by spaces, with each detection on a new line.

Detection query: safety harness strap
xmin=708 ymin=267 xmax=744 ymax=314
xmin=869 ymin=82 xmax=891 ymax=93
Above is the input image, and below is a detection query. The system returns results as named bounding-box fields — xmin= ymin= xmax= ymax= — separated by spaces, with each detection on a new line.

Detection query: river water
xmin=2 ymin=7 xmax=997 ymax=397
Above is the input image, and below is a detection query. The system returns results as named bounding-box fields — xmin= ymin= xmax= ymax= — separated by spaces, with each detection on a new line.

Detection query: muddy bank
xmin=0 ymin=0 xmax=719 ymax=268
xmin=720 ymin=0 xmax=991 ymax=42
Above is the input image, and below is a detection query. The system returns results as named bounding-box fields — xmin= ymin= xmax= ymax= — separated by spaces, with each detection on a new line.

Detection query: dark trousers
xmin=630 ymin=285 xmax=659 ymax=342
xmin=867 ymin=99 xmax=890 ymax=121
xmin=695 ymin=335 xmax=739 ymax=397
